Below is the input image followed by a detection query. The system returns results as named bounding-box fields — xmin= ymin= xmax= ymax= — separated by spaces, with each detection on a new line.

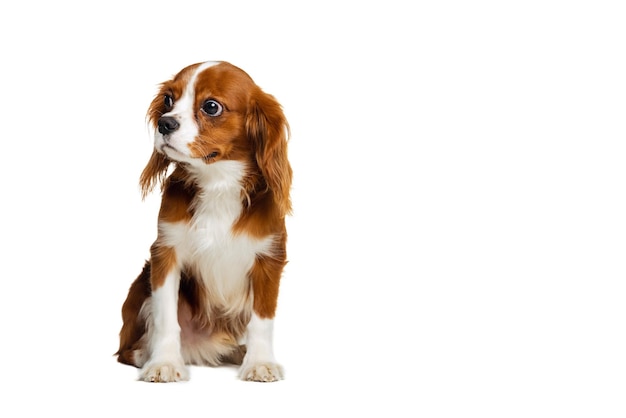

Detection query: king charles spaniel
xmin=116 ymin=61 xmax=292 ymax=383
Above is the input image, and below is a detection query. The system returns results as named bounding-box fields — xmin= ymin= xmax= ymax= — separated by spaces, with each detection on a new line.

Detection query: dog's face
xmin=147 ymin=61 xmax=257 ymax=166
xmin=141 ymin=61 xmax=292 ymax=217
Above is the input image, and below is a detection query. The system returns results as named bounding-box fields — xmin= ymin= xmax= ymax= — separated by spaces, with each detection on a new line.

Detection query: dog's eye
xmin=201 ymin=100 xmax=223 ymax=117
xmin=164 ymin=94 xmax=174 ymax=110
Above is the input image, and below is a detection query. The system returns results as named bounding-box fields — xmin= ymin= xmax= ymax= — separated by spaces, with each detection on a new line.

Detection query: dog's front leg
xmin=239 ymin=255 xmax=285 ymax=382
xmin=239 ymin=312 xmax=283 ymax=382
xmin=140 ymin=245 xmax=188 ymax=382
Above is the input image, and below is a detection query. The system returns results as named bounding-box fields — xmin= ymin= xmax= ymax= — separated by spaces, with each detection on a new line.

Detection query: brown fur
xmin=117 ymin=261 xmax=151 ymax=366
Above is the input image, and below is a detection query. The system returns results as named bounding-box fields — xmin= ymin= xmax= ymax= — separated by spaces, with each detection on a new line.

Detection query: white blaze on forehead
xmin=194 ymin=61 xmax=220 ymax=78
xmin=176 ymin=61 xmax=220 ymax=116
xmin=183 ymin=61 xmax=219 ymax=103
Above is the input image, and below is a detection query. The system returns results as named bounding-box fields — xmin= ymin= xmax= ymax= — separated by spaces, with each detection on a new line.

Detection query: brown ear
xmin=246 ymin=90 xmax=292 ymax=217
xmin=139 ymin=150 xmax=170 ymax=199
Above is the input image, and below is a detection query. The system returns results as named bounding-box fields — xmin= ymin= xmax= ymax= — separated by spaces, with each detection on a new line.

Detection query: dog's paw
xmin=239 ymin=362 xmax=284 ymax=382
xmin=140 ymin=361 xmax=189 ymax=383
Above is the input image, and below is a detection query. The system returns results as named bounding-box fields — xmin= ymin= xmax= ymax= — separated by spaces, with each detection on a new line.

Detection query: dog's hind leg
xmin=117 ymin=261 xmax=151 ymax=367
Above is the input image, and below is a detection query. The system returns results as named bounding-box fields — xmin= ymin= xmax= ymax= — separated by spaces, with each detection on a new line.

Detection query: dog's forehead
xmin=164 ymin=62 xmax=254 ymax=105
xmin=162 ymin=62 xmax=209 ymax=91
xmin=195 ymin=62 xmax=254 ymax=102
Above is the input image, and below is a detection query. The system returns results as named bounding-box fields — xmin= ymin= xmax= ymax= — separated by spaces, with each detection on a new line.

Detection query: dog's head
xmin=140 ymin=61 xmax=292 ymax=216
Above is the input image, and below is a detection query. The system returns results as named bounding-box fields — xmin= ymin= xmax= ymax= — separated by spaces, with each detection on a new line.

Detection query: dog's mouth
xmin=160 ymin=143 xmax=219 ymax=165
xmin=159 ymin=143 xmax=184 ymax=159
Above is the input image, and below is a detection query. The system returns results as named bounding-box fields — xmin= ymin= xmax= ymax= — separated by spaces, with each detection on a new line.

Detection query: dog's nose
xmin=158 ymin=116 xmax=179 ymax=135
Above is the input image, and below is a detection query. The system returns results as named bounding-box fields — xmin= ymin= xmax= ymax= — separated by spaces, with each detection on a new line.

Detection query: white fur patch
xmin=239 ymin=313 xmax=283 ymax=382
xmin=140 ymin=269 xmax=189 ymax=382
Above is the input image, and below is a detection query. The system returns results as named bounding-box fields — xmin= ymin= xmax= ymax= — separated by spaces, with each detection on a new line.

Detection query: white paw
xmin=140 ymin=362 xmax=189 ymax=383
xmin=239 ymin=363 xmax=284 ymax=382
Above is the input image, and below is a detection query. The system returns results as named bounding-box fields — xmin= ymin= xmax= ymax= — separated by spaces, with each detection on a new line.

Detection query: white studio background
xmin=0 ymin=1 xmax=624 ymax=416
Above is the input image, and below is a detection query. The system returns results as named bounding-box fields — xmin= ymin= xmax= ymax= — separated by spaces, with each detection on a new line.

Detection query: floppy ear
xmin=246 ymin=90 xmax=292 ymax=217
xmin=139 ymin=87 xmax=172 ymax=199
xmin=139 ymin=150 xmax=170 ymax=199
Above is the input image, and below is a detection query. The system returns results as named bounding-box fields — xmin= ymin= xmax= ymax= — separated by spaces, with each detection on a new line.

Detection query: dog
xmin=116 ymin=61 xmax=292 ymax=382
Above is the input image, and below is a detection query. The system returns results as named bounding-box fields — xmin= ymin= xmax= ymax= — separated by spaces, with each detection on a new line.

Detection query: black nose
xmin=158 ymin=116 xmax=179 ymax=134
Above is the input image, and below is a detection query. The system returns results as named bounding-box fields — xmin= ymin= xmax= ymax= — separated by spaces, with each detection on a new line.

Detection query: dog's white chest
xmin=160 ymin=208 xmax=273 ymax=308
xmin=158 ymin=161 xmax=274 ymax=306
